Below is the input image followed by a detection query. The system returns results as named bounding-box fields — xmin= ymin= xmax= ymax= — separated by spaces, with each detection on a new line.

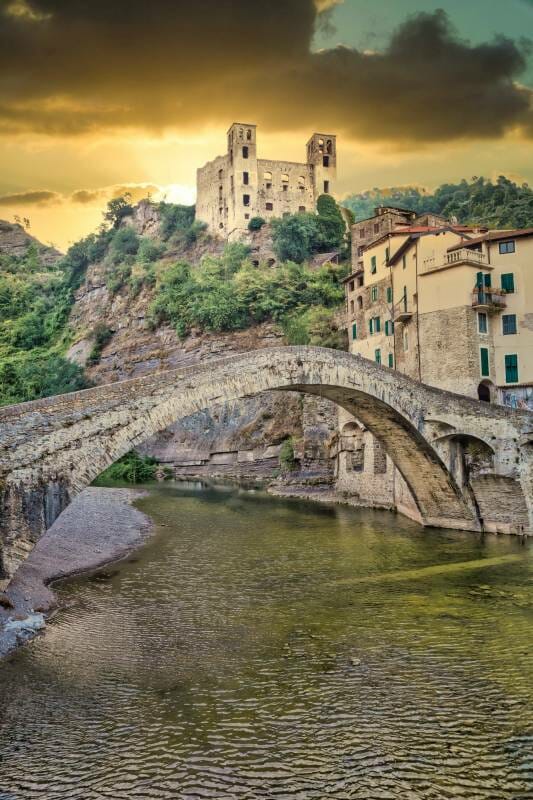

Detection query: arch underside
xmin=4 ymin=345 xmax=518 ymax=582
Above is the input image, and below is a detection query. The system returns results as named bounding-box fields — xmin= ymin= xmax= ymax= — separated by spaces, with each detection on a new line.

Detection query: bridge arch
xmin=2 ymin=346 xmax=530 ymax=583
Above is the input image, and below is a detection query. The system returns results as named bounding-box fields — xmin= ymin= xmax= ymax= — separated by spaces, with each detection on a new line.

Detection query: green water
xmin=0 ymin=482 xmax=532 ymax=798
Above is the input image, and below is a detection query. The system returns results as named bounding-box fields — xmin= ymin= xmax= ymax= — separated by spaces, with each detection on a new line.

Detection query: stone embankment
xmin=0 ymin=488 xmax=152 ymax=659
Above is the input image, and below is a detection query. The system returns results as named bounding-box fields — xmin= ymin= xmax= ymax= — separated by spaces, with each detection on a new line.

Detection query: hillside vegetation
xmin=343 ymin=176 xmax=533 ymax=229
xmin=0 ymin=195 xmax=347 ymax=406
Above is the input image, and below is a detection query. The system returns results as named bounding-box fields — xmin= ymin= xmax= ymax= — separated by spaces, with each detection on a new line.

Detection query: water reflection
xmin=0 ymin=483 xmax=532 ymax=799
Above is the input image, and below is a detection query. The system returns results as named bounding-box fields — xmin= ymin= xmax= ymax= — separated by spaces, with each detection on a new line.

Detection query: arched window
xmin=246 ymin=129 xmax=252 ymax=141
xmin=318 ymin=138 xmax=324 ymax=153
xmin=298 ymin=176 xmax=306 ymax=190
xmin=264 ymin=171 xmax=273 ymax=188
xmin=357 ymin=296 xmax=363 ymax=310
xmin=326 ymin=139 xmax=333 ymax=154
xmin=281 ymin=174 xmax=289 ymax=192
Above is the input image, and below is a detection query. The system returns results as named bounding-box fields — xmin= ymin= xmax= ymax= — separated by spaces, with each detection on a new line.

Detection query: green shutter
xmin=484 ymin=273 xmax=491 ymax=288
xmin=375 ymin=349 xmax=381 ymax=365
xmin=371 ymin=256 xmax=377 ymax=274
xmin=501 ymin=273 xmax=515 ymax=293
xmin=476 ymin=272 xmax=483 ymax=288
xmin=375 ymin=317 xmax=381 ymax=333
xmin=352 ymin=323 xmax=357 ymax=340
xmin=480 ymin=347 xmax=490 ymax=377
xmin=505 ymin=354 xmax=518 ymax=383
xmin=369 ymin=318 xmax=373 ymax=335
xmin=388 ymin=353 xmax=394 ymax=368
xmin=386 ymin=286 xmax=393 ymax=303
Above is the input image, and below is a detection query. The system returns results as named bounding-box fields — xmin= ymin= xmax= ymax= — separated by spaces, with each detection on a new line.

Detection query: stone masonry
xmin=1 ymin=347 xmax=532 ymax=587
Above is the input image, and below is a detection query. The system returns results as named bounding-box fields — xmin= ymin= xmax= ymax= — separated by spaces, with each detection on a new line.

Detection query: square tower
xmin=227 ymin=123 xmax=258 ymax=233
xmin=307 ymin=133 xmax=337 ymax=199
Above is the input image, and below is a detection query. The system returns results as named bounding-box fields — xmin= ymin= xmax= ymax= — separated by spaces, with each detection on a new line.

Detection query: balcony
xmin=392 ymin=296 xmax=413 ymax=322
xmin=471 ymin=288 xmax=507 ymax=313
xmin=421 ymin=248 xmax=487 ymax=274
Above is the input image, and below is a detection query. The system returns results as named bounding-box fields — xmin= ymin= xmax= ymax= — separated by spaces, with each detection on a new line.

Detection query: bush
xmin=0 ymin=353 xmax=89 ymax=406
xmin=185 ymin=220 xmax=208 ymax=246
xmin=279 ymin=438 xmax=297 ymax=472
xmin=158 ymin=202 xmax=196 ymax=240
xmin=93 ymin=450 xmax=158 ymax=485
xmin=137 ymin=237 xmax=165 ymax=264
xmin=282 ymin=306 xmax=346 ymax=349
xmin=271 ymin=213 xmax=318 ymax=263
xmin=110 ymin=227 xmax=140 ymax=263
xmin=248 ymin=216 xmax=266 ymax=232
xmin=87 ymin=323 xmax=113 ymax=365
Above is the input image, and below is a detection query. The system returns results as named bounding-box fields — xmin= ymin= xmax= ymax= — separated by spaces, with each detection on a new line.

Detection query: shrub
xmin=271 ymin=213 xmax=318 ymax=263
xmin=282 ymin=306 xmax=346 ymax=349
xmin=87 ymin=323 xmax=113 ymax=365
xmin=158 ymin=202 xmax=196 ymax=240
xmin=248 ymin=216 xmax=266 ymax=232
xmin=0 ymin=353 xmax=89 ymax=406
xmin=279 ymin=438 xmax=297 ymax=472
xmin=110 ymin=227 xmax=140 ymax=262
xmin=185 ymin=220 xmax=208 ymax=246
xmin=137 ymin=237 xmax=165 ymax=264
xmin=93 ymin=450 xmax=158 ymax=485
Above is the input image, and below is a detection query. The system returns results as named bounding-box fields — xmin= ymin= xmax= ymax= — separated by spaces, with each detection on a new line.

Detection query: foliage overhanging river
xmin=0 ymin=482 xmax=532 ymax=798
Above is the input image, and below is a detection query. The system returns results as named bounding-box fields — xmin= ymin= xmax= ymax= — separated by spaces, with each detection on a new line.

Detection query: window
xmin=402 ymin=255 xmax=407 ymax=270
xmin=358 ymin=246 xmax=364 ymax=257
xmin=480 ymin=347 xmax=490 ymax=377
xmin=502 ymin=314 xmax=517 ymax=335
xmin=298 ymin=206 xmax=306 ymax=213
xmin=374 ymin=223 xmax=380 ymax=234
xmin=501 ymin=273 xmax=515 ymax=293
xmin=244 ymin=213 xmax=250 ymax=220
xmin=385 ymin=320 xmax=394 ymax=336
xmin=373 ymin=440 xmax=387 ymax=474
xmin=476 ymin=272 xmax=491 ymax=288
xmin=323 ymin=156 xmax=330 ymax=167
xmin=298 ymin=176 xmax=306 ymax=190
xmin=218 ymin=169 xmax=223 ymax=180
xmin=375 ymin=348 xmax=381 ymax=365
xmin=352 ymin=323 xmax=357 ymax=340
xmin=281 ymin=174 xmax=289 ymax=192
xmin=357 ymin=296 xmax=363 ymax=309
xmin=403 ymin=329 xmax=408 ymax=352
xmin=318 ymin=138 xmax=324 ymax=153
xmin=246 ymin=128 xmax=252 ymax=141
xmin=359 ymin=228 xmax=366 ymax=239
xmin=266 ymin=202 xmax=273 ymax=211
xmin=350 ymin=299 xmax=355 ymax=313
xmin=388 ymin=353 xmax=394 ymax=368
xmin=242 ymin=146 xmax=249 ymax=159
xmin=243 ymin=194 xmax=250 ymax=207
xmin=348 ymin=281 xmax=354 ymax=292
xmin=478 ymin=312 xmax=488 ymax=334
xmin=499 ymin=240 xmax=515 ymax=255
xmin=386 ymin=286 xmax=393 ymax=304
xmin=370 ymin=316 xmax=381 ymax=334
xmin=505 ymin=354 xmax=519 ymax=383
xmin=369 ymin=318 xmax=373 ymax=335
xmin=243 ymin=171 xmax=249 ymax=185
xmin=264 ymin=170 xmax=272 ymax=188
xmin=324 ymin=180 xmax=330 ymax=193
xmin=370 ymin=256 xmax=377 ymax=274
xmin=371 ymin=286 xmax=378 ymax=302
xmin=385 ymin=246 xmax=390 ymax=263
xmin=350 ymin=447 xmax=364 ymax=472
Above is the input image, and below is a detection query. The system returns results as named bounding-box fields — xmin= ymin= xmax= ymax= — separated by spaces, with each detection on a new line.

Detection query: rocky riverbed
xmin=0 ymin=487 xmax=153 ymax=658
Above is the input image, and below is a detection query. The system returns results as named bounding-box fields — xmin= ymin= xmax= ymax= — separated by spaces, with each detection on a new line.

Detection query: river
xmin=0 ymin=482 xmax=532 ymax=798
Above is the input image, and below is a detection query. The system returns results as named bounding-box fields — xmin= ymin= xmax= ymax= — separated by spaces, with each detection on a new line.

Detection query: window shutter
xmin=505 ymin=354 xmax=518 ymax=383
xmin=369 ymin=318 xmax=373 ymax=335
xmin=352 ymin=323 xmax=357 ymax=340
xmin=386 ymin=287 xmax=393 ymax=303
xmin=484 ymin=273 xmax=491 ymax=288
xmin=376 ymin=317 xmax=381 ymax=333
xmin=501 ymin=273 xmax=515 ymax=293
xmin=388 ymin=353 xmax=394 ymax=368
xmin=480 ymin=347 xmax=490 ymax=377
xmin=476 ymin=272 xmax=483 ymax=288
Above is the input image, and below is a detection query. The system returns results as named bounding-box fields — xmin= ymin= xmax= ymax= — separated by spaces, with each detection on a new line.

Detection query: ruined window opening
xmin=359 ymin=229 xmax=366 ymax=238
xmin=373 ymin=440 xmax=387 ymax=474
xmin=318 ymin=138 xmax=324 ymax=153
xmin=350 ymin=300 xmax=354 ymax=314
xmin=348 ymin=281 xmax=354 ymax=292
xmin=323 ymin=156 xmax=330 ymax=168
xmin=219 ymin=207 xmax=223 ymax=215
xmin=326 ymin=139 xmax=333 ymax=154
xmin=281 ymin=174 xmax=289 ymax=191
xmin=324 ymin=180 xmax=330 ymax=193
xmin=246 ymin=129 xmax=252 ymax=141
xmin=245 ymin=214 xmax=250 ymax=220
xmin=350 ymin=446 xmax=365 ymax=472
xmin=374 ymin=223 xmax=380 ymax=234
xmin=357 ymin=296 xmax=363 ymax=309
xmin=218 ymin=169 xmax=223 ymax=180
xmin=243 ymin=171 xmax=249 ymax=185
xmin=356 ymin=275 xmax=364 ymax=287
xmin=298 ymin=176 xmax=306 ymax=189
xmin=266 ymin=202 xmax=274 ymax=211
xmin=299 ymin=206 xmax=306 ymax=213
xmin=243 ymin=194 xmax=250 ymax=207
xmin=243 ymin=146 xmax=249 ymax=159
xmin=219 ymin=222 xmax=224 ymax=229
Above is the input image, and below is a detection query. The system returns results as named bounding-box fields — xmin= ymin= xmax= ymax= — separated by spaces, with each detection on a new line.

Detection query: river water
xmin=0 ymin=482 xmax=532 ymax=799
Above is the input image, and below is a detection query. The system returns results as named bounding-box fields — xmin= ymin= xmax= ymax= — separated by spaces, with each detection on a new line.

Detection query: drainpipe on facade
xmin=415 ymin=245 xmax=422 ymax=382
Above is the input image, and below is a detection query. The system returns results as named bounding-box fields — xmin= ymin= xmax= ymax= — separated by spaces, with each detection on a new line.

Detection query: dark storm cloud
xmin=0 ymin=1 xmax=531 ymax=143
xmin=0 ymin=189 xmax=61 ymax=205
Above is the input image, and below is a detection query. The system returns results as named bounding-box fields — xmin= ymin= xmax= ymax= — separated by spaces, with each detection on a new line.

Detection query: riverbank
xmin=0 ymin=487 xmax=153 ymax=659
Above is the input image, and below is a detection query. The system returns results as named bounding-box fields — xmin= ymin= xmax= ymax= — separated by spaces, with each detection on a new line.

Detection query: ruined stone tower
xmin=196 ymin=123 xmax=337 ymax=238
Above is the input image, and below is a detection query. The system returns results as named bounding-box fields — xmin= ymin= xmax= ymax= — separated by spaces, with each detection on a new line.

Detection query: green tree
xmin=316 ymin=194 xmax=346 ymax=250
xmin=271 ymin=213 xmax=318 ymax=263
xmin=104 ymin=194 xmax=134 ymax=228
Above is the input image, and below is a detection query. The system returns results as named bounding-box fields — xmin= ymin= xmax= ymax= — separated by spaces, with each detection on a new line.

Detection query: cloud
xmin=0 ymin=189 xmax=61 ymax=206
xmin=4 ymin=0 xmax=51 ymax=22
xmin=0 ymin=3 xmax=531 ymax=144
xmin=0 ymin=183 xmax=191 ymax=210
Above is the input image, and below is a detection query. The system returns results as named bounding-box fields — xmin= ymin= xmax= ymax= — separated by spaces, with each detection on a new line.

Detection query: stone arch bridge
xmin=1 ymin=347 xmax=532 ymax=586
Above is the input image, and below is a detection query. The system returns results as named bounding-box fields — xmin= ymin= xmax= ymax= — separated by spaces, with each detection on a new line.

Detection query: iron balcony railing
xmin=471 ymin=287 xmax=507 ymax=312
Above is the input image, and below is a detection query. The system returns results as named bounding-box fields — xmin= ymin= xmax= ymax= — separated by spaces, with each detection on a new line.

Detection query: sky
xmin=0 ymin=0 xmax=532 ymax=250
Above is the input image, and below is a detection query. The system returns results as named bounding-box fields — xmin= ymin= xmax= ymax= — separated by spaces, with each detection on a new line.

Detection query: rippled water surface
xmin=1 ymin=483 xmax=532 ymax=799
